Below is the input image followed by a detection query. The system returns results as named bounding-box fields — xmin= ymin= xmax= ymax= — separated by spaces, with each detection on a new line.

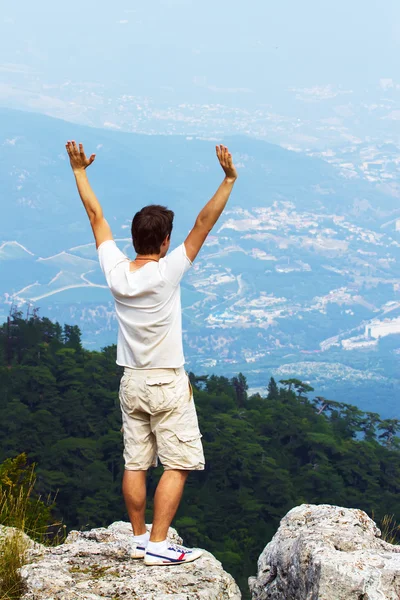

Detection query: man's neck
xmin=135 ymin=254 xmax=160 ymax=262
xmin=128 ymin=253 xmax=161 ymax=271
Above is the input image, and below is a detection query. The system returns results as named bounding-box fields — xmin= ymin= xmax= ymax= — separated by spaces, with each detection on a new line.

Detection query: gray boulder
xmin=18 ymin=521 xmax=241 ymax=599
xmin=0 ymin=524 xmax=44 ymax=552
xmin=249 ymin=504 xmax=400 ymax=600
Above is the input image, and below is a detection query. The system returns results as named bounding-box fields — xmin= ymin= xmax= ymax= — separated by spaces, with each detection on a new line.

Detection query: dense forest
xmin=1 ymin=311 xmax=400 ymax=597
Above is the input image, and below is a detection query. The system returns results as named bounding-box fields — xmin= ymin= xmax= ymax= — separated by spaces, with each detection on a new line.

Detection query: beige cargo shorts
xmin=119 ymin=365 xmax=205 ymax=471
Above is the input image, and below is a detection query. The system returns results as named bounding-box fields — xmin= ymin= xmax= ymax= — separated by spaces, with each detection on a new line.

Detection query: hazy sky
xmin=1 ymin=0 xmax=400 ymax=103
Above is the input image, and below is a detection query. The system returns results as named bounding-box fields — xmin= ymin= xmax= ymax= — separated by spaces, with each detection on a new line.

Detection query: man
xmin=66 ymin=140 xmax=238 ymax=565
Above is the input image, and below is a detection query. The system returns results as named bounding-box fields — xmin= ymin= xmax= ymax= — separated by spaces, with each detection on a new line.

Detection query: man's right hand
xmin=216 ymin=144 xmax=238 ymax=182
xmin=184 ymin=145 xmax=238 ymax=263
xmin=66 ymin=141 xmax=96 ymax=173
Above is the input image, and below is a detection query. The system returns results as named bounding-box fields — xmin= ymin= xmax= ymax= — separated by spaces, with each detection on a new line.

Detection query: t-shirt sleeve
xmin=97 ymin=240 xmax=129 ymax=287
xmin=161 ymin=243 xmax=193 ymax=286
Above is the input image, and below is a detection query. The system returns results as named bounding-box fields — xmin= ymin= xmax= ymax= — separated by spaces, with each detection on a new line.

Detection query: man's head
xmin=131 ymin=204 xmax=174 ymax=257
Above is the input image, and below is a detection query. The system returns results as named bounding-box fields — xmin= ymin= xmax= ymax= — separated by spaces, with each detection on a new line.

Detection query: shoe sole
xmin=144 ymin=552 xmax=203 ymax=566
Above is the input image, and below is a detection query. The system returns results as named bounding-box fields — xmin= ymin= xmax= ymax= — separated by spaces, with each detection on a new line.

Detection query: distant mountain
xmin=0 ymin=241 xmax=34 ymax=260
xmin=2 ymin=108 xmax=400 ymax=418
xmin=1 ymin=107 xmax=399 ymax=254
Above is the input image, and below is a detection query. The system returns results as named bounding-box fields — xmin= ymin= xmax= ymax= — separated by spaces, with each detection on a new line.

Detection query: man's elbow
xmin=89 ymin=211 xmax=104 ymax=225
xmin=195 ymin=218 xmax=213 ymax=234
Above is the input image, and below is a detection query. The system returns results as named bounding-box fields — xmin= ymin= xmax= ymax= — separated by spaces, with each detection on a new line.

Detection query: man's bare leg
xmin=122 ymin=469 xmax=147 ymax=535
xmin=150 ymin=470 xmax=189 ymax=542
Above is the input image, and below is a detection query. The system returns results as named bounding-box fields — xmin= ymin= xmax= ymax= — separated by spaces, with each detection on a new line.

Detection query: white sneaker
xmin=128 ymin=534 xmax=149 ymax=559
xmin=129 ymin=541 xmax=147 ymax=559
xmin=144 ymin=541 xmax=203 ymax=566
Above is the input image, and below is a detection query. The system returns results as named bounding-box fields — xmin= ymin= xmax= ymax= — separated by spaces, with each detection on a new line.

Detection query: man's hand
xmin=216 ymin=144 xmax=238 ymax=182
xmin=185 ymin=144 xmax=238 ymax=262
xmin=66 ymin=140 xmax=96 ymax=173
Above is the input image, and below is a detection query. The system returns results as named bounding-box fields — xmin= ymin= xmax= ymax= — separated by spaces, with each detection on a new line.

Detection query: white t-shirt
xmin=97 ymin=239 xmax=192 ymax=369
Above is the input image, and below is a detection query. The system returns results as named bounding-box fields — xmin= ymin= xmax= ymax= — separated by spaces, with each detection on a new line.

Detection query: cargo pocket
xmin=119 ymin=373 xmax=137 ymax=412
xmin=175 ymin=430 xmax=204 ymax=468
xmin=145 ymin=374 xmax=179 ymax=414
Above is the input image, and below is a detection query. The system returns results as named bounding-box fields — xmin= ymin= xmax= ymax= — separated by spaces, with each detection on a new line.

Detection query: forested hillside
xmin=1 ymin=311 xmax=400 ymax=596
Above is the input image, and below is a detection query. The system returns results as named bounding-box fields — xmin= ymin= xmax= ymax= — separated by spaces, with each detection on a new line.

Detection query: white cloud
xmin=334 ymin=105 xmax=354 ymax=118
xmin=320 ymin=117 xmax=343 ymax=125
xmin=380 ymin=78 xmax=394 ymax=91
xmin=291 ymin=85 xmax=353 ymax=102
xmin=193 ymin=75 xmax=207 ymax=86
xmin=117 ymin=20 xmax=128 ymax=24
xmin=103 ymin=122 xmax=122 ymax=129
xmin=207 ymin=85 xmax=253 ymax=94
xmin=193 ymin=75 xmax=253 ymax=94
xmin=0 ymin=63 xmax=32 ymax=74
xmin=385 ymin=110 xmax=400 ymax=121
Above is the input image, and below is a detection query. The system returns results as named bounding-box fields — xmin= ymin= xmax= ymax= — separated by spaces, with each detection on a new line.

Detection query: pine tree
xmin=267 ymin=377 xmax=278 ymax=399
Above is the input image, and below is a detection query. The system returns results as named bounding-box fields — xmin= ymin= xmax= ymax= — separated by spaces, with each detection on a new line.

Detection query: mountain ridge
xmin=2 ymin=107 xmax=400 ymax=417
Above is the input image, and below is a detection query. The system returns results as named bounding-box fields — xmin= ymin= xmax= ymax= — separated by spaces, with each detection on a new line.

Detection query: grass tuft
xmin=0 ymin=454 xmax=65 ymax=600
xmin=379 ymin=514 xmax=400 ymax=546
xmin=0 ymin=529 xmax=29 ymax=600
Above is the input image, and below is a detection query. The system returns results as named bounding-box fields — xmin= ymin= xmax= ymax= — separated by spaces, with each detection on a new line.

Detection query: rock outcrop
xmin=19 ymin=521 xmax=241 ymax=599
xmin=249 ymin=503 xmax=400 ymax=600
xmin=0 ymin=524 xmax=41 ymax=552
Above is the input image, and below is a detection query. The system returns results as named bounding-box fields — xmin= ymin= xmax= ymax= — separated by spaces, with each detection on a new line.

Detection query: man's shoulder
xmin=159 ymin=243 xmax=192 ymax=286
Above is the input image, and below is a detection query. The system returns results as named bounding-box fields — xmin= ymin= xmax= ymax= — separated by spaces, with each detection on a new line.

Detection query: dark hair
xmin=131 ymin=204 xmax=174 ymax=255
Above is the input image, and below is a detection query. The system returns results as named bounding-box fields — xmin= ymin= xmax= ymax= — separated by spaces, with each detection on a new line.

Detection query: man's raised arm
xmin=184 ymin=145 xmax=238 ymax=263
xmin=66 ymin=140 xmax=113 ymax=249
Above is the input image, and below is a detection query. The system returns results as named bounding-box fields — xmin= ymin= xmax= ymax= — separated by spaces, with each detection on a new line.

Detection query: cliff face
xmin=249 ymin=504 xmax=400 ymax=600
xmin=12 ymin=504 xmax=400 ymax=599
xmin=18 ymin=521 xmax=241 ymax=600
